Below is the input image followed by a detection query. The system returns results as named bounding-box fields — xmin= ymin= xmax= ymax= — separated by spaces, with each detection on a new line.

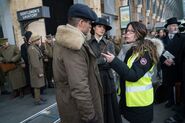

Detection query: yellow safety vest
xmin=125 ymin=53 xmax=154 ymax=107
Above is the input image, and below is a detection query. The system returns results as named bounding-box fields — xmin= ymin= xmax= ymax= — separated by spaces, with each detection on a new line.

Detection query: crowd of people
xmin=0 ymin=31 xmax=55 ymax=105
xmin=0 ymin=3 xmax=185 ymax=123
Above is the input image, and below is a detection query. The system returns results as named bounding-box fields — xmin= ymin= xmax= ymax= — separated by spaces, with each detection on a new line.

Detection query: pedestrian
xmin=160 ymin=17 xmax=184 ymax=108
xmin=53 ymin=4 xmax=103 ymax=123
xmin=0 ymin=38 xmax=26 ymax=98
xmin=21 ymin=31 xmax=34 ymax=97
xmin=163 ymin=18 xmax=185 ymax=123
xmin=102 ymin=21 xmax=164 ymax=123
xmin=88 ymin=17 xmax=122 ymax=123
xmin=41 ymin=35 xmax=55 ymax=88
xmin=27 ymin=35 xmax=46 ymax=105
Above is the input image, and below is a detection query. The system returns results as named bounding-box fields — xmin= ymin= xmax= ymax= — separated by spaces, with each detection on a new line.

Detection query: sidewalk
xmin=0 ymin=88 xmax=59 ymax=123
xmin=0 ymin=88 xmax=184 ymax=123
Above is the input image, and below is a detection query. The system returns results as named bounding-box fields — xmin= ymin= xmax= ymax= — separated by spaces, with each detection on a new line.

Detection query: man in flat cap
xmin=53 ymin=3 xmax=103 ymax=123
xmin=27 ymin=35 xmax=47 ymax=105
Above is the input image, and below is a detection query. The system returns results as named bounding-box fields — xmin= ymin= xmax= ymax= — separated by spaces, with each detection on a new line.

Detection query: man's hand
xmin=164 ymin=59 xmax=174 ymax=66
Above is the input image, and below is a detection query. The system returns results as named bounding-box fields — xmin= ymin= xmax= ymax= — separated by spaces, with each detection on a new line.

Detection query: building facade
xmin=0 ymin=0 xmax=122 ymax=47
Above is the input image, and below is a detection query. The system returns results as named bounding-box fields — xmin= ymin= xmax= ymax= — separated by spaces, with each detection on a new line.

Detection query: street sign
xmin=17 ymin=6 xmax=50 ymax=22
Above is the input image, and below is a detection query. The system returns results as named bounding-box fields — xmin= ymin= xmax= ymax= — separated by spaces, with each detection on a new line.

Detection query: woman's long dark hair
xmin=126 ymin=21 xmax=159 ymax=64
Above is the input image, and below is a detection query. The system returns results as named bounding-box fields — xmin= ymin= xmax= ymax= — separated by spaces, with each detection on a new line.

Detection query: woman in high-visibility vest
xmin=102 ymin=21 xmax=164 ymax=123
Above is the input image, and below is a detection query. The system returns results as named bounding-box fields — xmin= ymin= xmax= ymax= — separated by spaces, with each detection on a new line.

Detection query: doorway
xmin=43 ymin=0 xmax=73 ymax=35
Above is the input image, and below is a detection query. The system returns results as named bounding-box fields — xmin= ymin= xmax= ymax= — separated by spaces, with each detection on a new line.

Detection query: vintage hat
xmin=92 ymin=17 xmax=112 ymax=31
xmin=24 ymin=31 xmax=32 ymax=41
xmin=0 ymin=38 xmax=8 ymax=46
xmin=68 ymin=3 xmax=97 ymax=21
xmin=164 ymin=17 xmax=181 ymax=28
xmin=29 ymin=35 xmax=41 ymax=43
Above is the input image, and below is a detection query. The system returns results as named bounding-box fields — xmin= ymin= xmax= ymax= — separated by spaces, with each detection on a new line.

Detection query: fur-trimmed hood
xmin=55 ymin=24 xmax=86 ymax=50
xmin=145 ymin=37 xmax=164 ymax=56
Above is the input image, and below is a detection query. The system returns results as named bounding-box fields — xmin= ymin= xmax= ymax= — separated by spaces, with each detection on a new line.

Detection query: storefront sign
xmin=120 ymin=6 xmax=130 ymax=28
xmin=17 ymin=6 xmax=50 ymax=21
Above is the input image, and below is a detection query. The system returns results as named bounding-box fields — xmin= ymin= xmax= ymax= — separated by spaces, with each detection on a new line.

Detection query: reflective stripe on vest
xmin=126 ymin=53 xmax=154 ymax=107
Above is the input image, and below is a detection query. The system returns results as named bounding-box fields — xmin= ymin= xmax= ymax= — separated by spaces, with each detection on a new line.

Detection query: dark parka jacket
xmin=53 ymin=24 xmax=103 ymax=123
xmin=27 ymin=44 xmax=45 ymax=88
xmin=110 ymin=38 xmax=164 ymax=123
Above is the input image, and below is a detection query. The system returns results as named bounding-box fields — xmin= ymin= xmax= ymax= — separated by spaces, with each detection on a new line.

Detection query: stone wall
xmin=9 ymin=0 xmax=45 ymax=47
xmin=9 ymin=0 xmax=122 ymax=47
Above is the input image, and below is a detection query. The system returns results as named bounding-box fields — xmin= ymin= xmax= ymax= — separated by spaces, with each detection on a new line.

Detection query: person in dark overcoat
xmin=27 ymin=35 xmax=46 ymax=105
xmin=88 ymin=17 xmax=122 ymax=123
xmin=160 ymin=17 xmax=185 ymax=108
xmin=21 ymin=31 xmax=34 ymax=96
xmin=164 ymin=21 xmax=185 ymax=123
xmin=52 ymin=4 xmax=103 ymax=123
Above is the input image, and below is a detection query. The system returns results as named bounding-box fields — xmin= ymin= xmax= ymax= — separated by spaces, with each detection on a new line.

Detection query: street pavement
xmin=0 ymin=88 xmax=59 ymax=123
xmin=0 ymin=88 xmax=184 ymax=123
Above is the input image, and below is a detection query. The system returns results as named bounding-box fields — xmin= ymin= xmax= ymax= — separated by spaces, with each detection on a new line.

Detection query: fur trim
xmin=145 ymin=37 xmax=164 ymax=56
xmin=55 ymin=24 xmax=86 ymax=50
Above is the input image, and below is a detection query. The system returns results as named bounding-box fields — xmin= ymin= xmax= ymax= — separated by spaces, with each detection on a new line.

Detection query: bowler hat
xmin=68 ymin=4 xmax=97 ymax=21
xmin=29 ymin=35 xmax=41 ymax=43
xmin=164 ymin=17 xmax=181 ymax=28
xmin=0 ymin=38 xmax=8 ymax=46
xmin=92 ymin=17 xmax=112 ymax=31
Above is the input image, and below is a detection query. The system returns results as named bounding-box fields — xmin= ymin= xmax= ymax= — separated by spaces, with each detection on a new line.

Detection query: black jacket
xmin=109 ymin=37 xmax=164 ymax=123
xmin=161 ymin=33 xmax=185 ymax=84
xmin=110 ymin=48 xmax=154 ymax=122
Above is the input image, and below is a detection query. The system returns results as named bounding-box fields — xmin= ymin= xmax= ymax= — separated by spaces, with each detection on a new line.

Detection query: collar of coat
xmin=144 ymin=37 xmax=164 ymax=56
xmin=88 ymin=36 xmax=108 ymax=44
xmin=55 ymin=24 xmax=86 ymax=50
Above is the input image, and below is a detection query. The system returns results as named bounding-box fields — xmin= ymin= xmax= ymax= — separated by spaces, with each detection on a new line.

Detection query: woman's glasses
xmin=125 ymin=30 xmax=135 ymax=34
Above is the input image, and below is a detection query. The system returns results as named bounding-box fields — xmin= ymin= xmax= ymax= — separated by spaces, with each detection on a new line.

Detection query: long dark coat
xmin=21 ymin=42 xmax=30 ymax=84
xmin=53 ymin=24 xmax=103 ymax=123
xmin=160 ymin=33 xmax=185 ymax=86
xmin=88 ymin=37 xmax=122 ymax=123
xmin=179 ymin=33 xmax=185 ymax=104
xmin=27 ymin=44 xmax=45 ymax=88
xmin=0 ymin=45 xmax=26 ymax=90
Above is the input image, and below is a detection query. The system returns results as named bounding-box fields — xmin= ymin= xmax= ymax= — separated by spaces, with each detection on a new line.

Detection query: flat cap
xmin=68 ymin=3 xmax=97 ymax=21
xmin=29 ymin=35 xmax=41 ymax=43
